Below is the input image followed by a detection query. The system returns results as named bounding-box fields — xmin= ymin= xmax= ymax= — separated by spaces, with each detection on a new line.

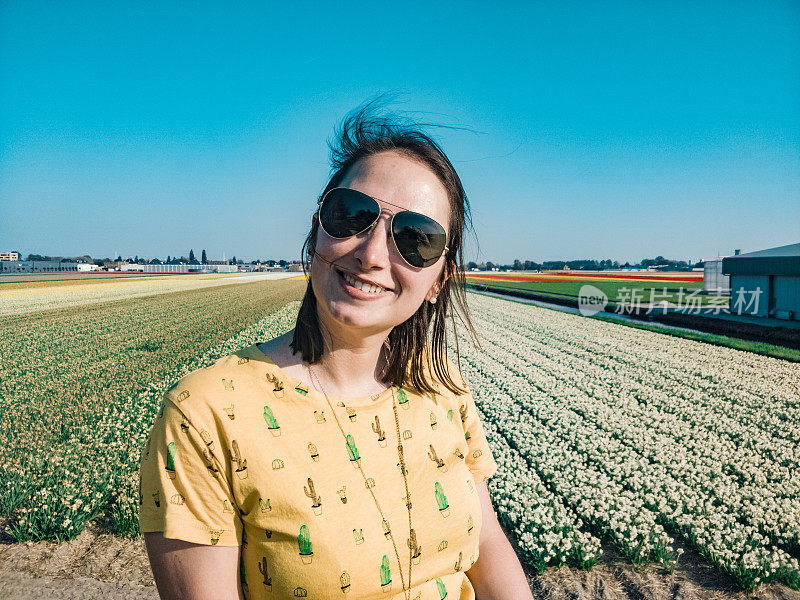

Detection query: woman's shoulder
xmin=161 ymin=343 xmax=275 ymax=414
xmin=406 ymin=345 xmax=470 ymax=404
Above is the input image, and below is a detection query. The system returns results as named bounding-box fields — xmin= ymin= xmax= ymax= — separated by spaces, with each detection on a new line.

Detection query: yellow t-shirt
xmin=138 ymin=342 xmax=499 ymax=600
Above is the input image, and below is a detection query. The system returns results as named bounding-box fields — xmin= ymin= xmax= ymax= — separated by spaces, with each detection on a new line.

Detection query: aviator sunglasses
xmin=317 ymin=187 xmax=449 ymax=268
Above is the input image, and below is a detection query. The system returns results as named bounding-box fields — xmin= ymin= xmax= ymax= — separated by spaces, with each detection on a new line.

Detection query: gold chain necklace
xmin=307 ymin=364 xmax=413 ymax=600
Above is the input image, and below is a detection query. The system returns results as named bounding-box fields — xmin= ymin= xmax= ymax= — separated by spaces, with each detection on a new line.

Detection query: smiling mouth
xmin=336 ymin=269 xmax=392 ymax=294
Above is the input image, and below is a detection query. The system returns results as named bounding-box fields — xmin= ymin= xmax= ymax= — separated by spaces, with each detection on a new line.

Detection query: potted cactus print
xmin=454 ymin=551 xmax=462 ymax=572
xmin=265 ymin=373 xmax=284 ymax=398
xmin=165 ymin=441 xmax=177 ymax=479
xmin=298 ymin=525 xmax=313 ymax=564
xmin=435 ymin=482 xmax=450 ymax=517
xmin=263 ymin=406 xmax=281 ymax=436
xmin=169 ymin=493 xmax=185 ymax=505
xmin=345 ymin=434 xmax=361 ymax=468
xmin=428 ymin=444 xmax=447 ymax=472
xmin=210 ymin=529 xmax=223 ymax=546
xmin=223 ymin=499 xmax=234 ymax=514
xmin=224 ymin=404 xmax=235 ymax=420
xmin=353 ymin=528 xmax=364 ymax=544
xmin=430 ymin=412 xmax=437 ymax=429
xmin=152 ymin=490 xmax=160 ymax=508
xmin=308 ymin=442 xmax=319 ymax=461
xmin=346 ymin=406 xmax=357 ymax=422
xmin=337 ymin=486 xmax=347 ymax=504
xmin=295 ymin=384 xmax=309 ymax=396
xmin=435 ymin=577 xmax=447 ymax=599
xmin=314 ymin=410 xmax=326 ymax=423
xmin=397 ymin=388 xmax=409 ymax=409
xmin=408 ymin=529 xmax=422 ymax=564
xmin=340 ymin=571 xmax=351 ymax=593
xmin=222 ymin=378 xmax=234 ymax=391
xmin=258 ymin=556 xmax=272 ymax=590
xmin=447 ymin=409 xmax=454 ymax=423
xmin=304 ymin=477 xmax=322 ymax=515
xmin=231 ymin=440 xmax=248 ymax=479
xmin=379 ymin=555 xmax=392 ymax=592
xmin=258 ymin=497 xmax=271 ymax=513
xmin=372 ymin=416 xmax=387 ymax=447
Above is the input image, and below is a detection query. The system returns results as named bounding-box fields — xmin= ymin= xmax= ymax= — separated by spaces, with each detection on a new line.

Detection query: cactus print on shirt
xmin=138 ymin=343 xmax=499 ymax=600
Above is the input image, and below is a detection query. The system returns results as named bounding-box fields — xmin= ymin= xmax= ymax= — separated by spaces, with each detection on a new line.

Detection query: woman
xmin=139 ymin=99 xmax=533 ymax=600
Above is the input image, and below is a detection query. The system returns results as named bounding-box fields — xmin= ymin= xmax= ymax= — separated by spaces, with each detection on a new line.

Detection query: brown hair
xmin=290 ymin=96 xmax=481 ymax=396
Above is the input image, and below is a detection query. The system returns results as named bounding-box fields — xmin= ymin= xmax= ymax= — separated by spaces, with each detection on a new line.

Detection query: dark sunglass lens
xmin=392 ymin=212 xmax=447 ymax=268
xmin=319 ymin=189 xmax=379 ymax=238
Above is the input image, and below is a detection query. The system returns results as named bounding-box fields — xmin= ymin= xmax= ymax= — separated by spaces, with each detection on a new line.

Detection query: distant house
xmin=722 ymin=243 xmax=799 ymax=320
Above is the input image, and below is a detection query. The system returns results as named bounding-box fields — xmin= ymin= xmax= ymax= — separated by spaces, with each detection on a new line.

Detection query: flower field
xmin=1 ymin=283 xmax=798 ymax=593
xmin=0 ymin=276 xmax=306 ymax=539
xmin=450 ymin=293 xmax=799 ymax=591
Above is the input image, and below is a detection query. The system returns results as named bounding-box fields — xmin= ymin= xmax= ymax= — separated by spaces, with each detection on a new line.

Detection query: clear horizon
xmin=2 ymin=1 xmax=798 ymax=265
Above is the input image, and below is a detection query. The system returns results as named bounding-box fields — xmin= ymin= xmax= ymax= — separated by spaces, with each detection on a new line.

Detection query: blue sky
xmin=1 ymin=1 xmax=798 ymax=264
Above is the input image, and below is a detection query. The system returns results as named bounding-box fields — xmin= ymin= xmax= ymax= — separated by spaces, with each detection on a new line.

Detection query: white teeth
xmin=342 ymin=272 xmax=385 ymax=294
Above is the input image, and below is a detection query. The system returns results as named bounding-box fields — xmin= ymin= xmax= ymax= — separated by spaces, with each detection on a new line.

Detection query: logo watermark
xmin=578 ymin=285 xmax=609 ymax=316
xmin=578 ymin=285 xmax=764 ymax=317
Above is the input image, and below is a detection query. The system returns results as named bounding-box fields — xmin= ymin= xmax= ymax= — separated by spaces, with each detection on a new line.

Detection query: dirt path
xmin=0 ymin=522 xmax=797 ymax=600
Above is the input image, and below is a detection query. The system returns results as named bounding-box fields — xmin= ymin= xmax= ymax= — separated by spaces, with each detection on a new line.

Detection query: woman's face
xmin=310 ymin=149 xmax=451 ymax=340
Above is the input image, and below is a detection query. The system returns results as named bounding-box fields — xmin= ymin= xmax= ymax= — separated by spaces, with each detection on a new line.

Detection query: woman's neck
xmin=309 ymin=328 xmax=391 ymax=396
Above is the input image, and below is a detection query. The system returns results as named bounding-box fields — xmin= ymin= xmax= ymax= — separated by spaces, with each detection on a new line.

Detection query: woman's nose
xmin=353 ymin=215 xmax=393 ymax=268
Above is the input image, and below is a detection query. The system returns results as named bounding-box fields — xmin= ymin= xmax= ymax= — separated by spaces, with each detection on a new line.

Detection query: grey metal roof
xmin=722 ymin=242 xmax=800 ymax=276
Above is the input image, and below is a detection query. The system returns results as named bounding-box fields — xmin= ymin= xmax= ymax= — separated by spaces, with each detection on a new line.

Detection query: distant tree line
xmin=21 ymin=251 xmax=700 ymax=271
xmin=466 ymin=256 xmax=702 ymax=272
xmin=22 ymin=249 xmax=298 ymax=267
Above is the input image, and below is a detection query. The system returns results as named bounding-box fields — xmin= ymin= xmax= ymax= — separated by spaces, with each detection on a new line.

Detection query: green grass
xmin=465 ymin=277 xmax=724 ymax=306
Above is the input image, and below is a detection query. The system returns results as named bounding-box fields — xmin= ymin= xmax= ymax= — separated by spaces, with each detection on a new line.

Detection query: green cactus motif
xmin=435 ymin=481 xmax=450 ymax=516
xmin=447 ymin=409 xmax=454 ymax=422
xmin=353 ymin=528 xmax=364 ymax=544
xmin=345 ymin=434 xmax=360 ymax=466
xmin=314 ymin=410 xmax=326 ymax=423
xmin=165 ymin=441 xmax=177 ymax=478
xmin=397 ymin=388 xmax=409 ymax=408
xmin=263 ymin=406 xmax=281 ymax=436
xmin=258 ymin=497 xmax=271 ymax=513
xmin=298 ymin=525 xmax=313 ymax=563
xmin=222 ymin=378 xmax=234 ymax=391
xmin=295 ymin=385 xmax=308 ymax=396
xmin=379 ymin=555 xmax=392 ymax=588
xmin=435 ymin=577 xmax=447 ymax=599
